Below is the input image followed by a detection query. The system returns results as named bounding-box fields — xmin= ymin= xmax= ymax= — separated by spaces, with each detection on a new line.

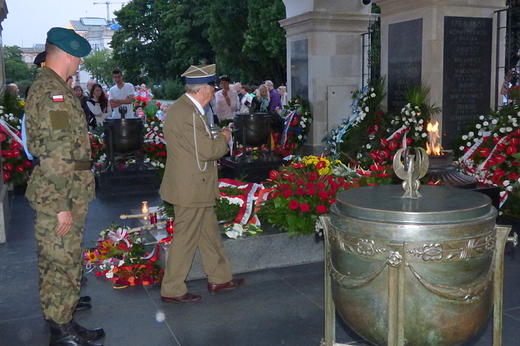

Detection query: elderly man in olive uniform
xmin=25 ymin=27 xmax=104 ymax=346
xmin=160 ymin=65 xmax=244 ymax=304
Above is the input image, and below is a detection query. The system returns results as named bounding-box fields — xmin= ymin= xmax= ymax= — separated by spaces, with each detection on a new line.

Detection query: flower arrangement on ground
xmin=453 ymin=102 xmax=520 ymax=218
xmin=324 ymin=78 xmax=386 ymax=164
xmin=161 ymin=178 xmax=266 ymax=238
xmin=278 ymin=95 xmax=313 ymax=157
xmin=83 ymin=223 xmax=163 ymax=286
xmin=255 ymin=156 xmax=346 ymax=237
xmin=324 ymin=81 xmax=438 ymax=170
xmin=0 ymin=92 xmax=31 ymax=185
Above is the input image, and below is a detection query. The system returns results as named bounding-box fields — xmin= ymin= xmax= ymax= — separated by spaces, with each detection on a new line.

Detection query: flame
xmin=426 ymin=121 xmax=443 ymax=155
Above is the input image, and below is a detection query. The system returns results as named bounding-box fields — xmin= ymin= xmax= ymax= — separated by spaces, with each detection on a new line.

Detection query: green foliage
xmin=81 ymin=49 xmax=116 ymax=87
xmin=4 ymin=46 xmax=36 ymax=85
xmin=112 ymin=0 xmax=178 ymax=82
xmin=241 ymin=0 xmax=286 ymax=85
xmin=207 ymin=0 xmax=248 ymax=79
xmin=111 ymin=0 xmax=287 ymax=88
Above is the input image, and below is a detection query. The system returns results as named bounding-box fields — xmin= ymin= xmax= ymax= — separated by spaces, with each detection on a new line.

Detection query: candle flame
xmin=426 ymin=121 xmax=443 ymax=155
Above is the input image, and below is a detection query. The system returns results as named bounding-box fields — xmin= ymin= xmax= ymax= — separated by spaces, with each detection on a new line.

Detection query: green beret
xmin=47 ymin=27 xmax=91 ymax=57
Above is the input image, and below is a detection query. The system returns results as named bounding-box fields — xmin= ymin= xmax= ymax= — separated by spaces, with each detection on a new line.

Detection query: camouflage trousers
xmin=33 ymin=202 xmax=88 ymax=324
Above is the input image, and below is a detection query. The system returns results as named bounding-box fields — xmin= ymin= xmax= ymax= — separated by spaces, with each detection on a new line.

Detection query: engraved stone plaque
xmin=442 ymin=16 xmax=493 ymax=148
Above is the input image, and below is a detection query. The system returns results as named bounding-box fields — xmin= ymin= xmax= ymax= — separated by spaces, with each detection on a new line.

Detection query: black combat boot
xmin=47 ymin=320 xmax=103 ymax=346
xmin=69 ymin=319 xmax=105 ymax=341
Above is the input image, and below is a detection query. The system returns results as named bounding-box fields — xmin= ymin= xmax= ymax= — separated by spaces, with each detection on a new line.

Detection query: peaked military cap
xmin=47 ymin=27 xmax=91 ymax=57
xmin=181 ymin=64 xmax=216 ymax=86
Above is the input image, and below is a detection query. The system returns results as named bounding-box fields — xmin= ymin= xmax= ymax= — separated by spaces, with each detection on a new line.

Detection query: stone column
xmin=378 ymin=0 xmax=507 ymax=148
xmin=280 ymin=0 xmax=372 ymax=155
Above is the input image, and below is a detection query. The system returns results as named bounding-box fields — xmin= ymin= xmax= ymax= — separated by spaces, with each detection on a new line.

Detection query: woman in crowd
xmin=87 ymin=83 xmax=112 ymax=126
xmin=251 ymin=84 xmax=270 ymax=112
xmin=239 ymin=85 xmax=253 ymax=113
xmin=156 ymin=102 xmax=169 ymax=120
xmin=74 ymin=85 xmax=96 ymax=128
xmin=278 ymin=86 xmax=288 ymax=108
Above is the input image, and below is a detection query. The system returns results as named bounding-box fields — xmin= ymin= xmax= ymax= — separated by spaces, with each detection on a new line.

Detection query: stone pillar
xmin=0 ymin=0 xmax=9 ymax=243
xmin=378 ymin=0 xmax=507 ymax=148
xmin=280 ymin=0 xmax=372 ymax=155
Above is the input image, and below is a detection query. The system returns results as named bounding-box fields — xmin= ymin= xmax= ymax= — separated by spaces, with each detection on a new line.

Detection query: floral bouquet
xmin=143 ymin=104 xmax=166 ymax=176
xmin=0 ymin=102 xmax=32 ymax=185
xmin=324 ymin=78 xmax=386 ymax=165
xmin=278 ymin=96 xmax=313 ymax=157
xmin=257 ymin=156 xmax=353 ymax=237
xmin=453 ymin=104 xmax=520 ymax=218
xmin=84 ymin=223 xmax=163 ymax=287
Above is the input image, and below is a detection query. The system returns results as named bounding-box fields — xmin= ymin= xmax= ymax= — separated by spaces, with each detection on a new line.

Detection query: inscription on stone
xmin=388 ymin=19 xmax=423 ymax=113
xmin=442 ymin=16 xmax=492 ymax=148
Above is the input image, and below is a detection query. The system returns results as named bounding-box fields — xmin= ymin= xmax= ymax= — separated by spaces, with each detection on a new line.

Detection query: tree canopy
xmin=81 ymin=48 xmax=116 ymax=88
xmin=4 ymin=46 xmax=35 ymax=86
xmin=110 ymin=0 xmax=287 ymax=98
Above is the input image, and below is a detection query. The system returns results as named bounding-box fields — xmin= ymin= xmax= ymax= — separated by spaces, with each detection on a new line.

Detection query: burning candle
xmin=141 ymin=201 xmax=149 ymax=214
xmin=166 ymin=218 xmax=174 ymax=235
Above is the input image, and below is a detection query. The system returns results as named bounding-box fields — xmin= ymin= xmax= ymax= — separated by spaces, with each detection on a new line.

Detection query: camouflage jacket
xmin=25 ymin=67 xmax=95 ymax=212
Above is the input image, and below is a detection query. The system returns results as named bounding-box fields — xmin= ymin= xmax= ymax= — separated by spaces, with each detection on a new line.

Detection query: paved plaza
xmin=0 ymin=189 xmax=519 ymax=346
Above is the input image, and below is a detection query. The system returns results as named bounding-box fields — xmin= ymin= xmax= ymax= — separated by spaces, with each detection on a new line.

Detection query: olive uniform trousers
xmin=34 ymin=202 xmax=87 ymax=324
xmin=160 ymin=205 xmax=233 ymax=297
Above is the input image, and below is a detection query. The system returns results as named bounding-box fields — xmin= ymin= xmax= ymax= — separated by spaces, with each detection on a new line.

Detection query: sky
xmin=2 ymin=0 xmax=127 ymax=47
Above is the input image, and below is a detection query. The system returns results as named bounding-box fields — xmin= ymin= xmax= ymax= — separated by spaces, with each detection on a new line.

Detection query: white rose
xmin=468 ymin=132 xmax=474 ymax=137
xmin=422 ymin=133 xmax=427 ymax=138
xmin=462 ymin=135 xmax=468 ymax=140
xmin=492 ymin=119 xmax=498 ymax=125
xmin=479 ymin=115 xmax=485 ymax=120
xmin=467 ymin=142 xmax=472 ymax=146
xmin=370 ymin=93 xmax=376 ymax=97
xmin=506 ymin=127 xmax=513 ymax=132
xmin=483 ymin=121 xmax=489 ymax=126
xmin=499 ymin=128 xmax=506 ymax=133
xmin=459 ymin=146 xmax=464 ymax=151
xmin=419 ymin=119 xmax=424 ymax=124
xmin=476 ymin=124 xmax=481 ymax=129
xmin=364 ymin=107 xmax=369 ymax=112
xmin=504 ymin=180 xmax=510 ymax=187
xmin=366 ymin=144 xmax=372 ymax=149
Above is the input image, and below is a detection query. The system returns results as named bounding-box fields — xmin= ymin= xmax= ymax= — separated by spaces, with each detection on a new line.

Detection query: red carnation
xmin=305 ymin=182 xmax=315 ymax=190
xmin=308 ymin=172 xmax=319 ymax=181
xmin=283 ymin=189 xmax=293 ymax=199
xmin=318 ymin=190 xmax=328 ymax=199
xmin=295 ymin=188 xmax=306 ymax=196
xmin=406 ymin=137 xmax=412 ymax=146
xmin=291 ymin=118 xmax=298 ymax=126
xmin=316 ymin=205 xmax=327 ymax=214
xmin=288 ymin=200 xmax=300 ymax=210
xmin=296 ymin=179 xmax=304 ymax=186
xmin=329 ymin=198 xmax=336 ymax=204
xmin=287 ymin=173 xmax=296 ymax=183
xmin=300 ymin=203 xmax=310 ymax=212
xmin=306 ymin=189 xmax=316 ymax=196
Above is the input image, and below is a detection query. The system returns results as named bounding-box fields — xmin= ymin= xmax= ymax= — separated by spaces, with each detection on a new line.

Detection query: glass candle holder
xmin=166 ymin=218 xmax=174 ymax=235
xmin=150 ymin=212 xmax=157 ymax=224
xmin=141 ymin=201 xmax=149 ymax=214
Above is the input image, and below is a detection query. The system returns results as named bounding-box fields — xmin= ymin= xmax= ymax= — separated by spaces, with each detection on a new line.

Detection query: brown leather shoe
xmin=161 ymin=293 xmax=202 ymax=304
xmin=207 ymin=278 xmax=245 ymax=292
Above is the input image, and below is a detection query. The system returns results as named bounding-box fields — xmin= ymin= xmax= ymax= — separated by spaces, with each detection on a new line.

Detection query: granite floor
xmin=0 ymin=188 xmax=519 ymax=346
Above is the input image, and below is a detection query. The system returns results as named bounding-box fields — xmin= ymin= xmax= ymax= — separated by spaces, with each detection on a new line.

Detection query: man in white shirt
xmin=108 ymin=68 xmax=135 ymax=118
xmin=215 ymin=75 xmax=238 ymax=121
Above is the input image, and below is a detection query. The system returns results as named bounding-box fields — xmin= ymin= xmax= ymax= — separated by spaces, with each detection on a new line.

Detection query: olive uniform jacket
xmin=25 ymin=67 xmax=95 ymax=213
xmin=160 ymin=94 xmax=228 ymax=208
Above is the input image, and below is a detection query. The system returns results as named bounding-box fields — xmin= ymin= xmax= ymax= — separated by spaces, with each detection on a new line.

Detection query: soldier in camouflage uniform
xmin=24 ymin=27 xmax=104 ymax=346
